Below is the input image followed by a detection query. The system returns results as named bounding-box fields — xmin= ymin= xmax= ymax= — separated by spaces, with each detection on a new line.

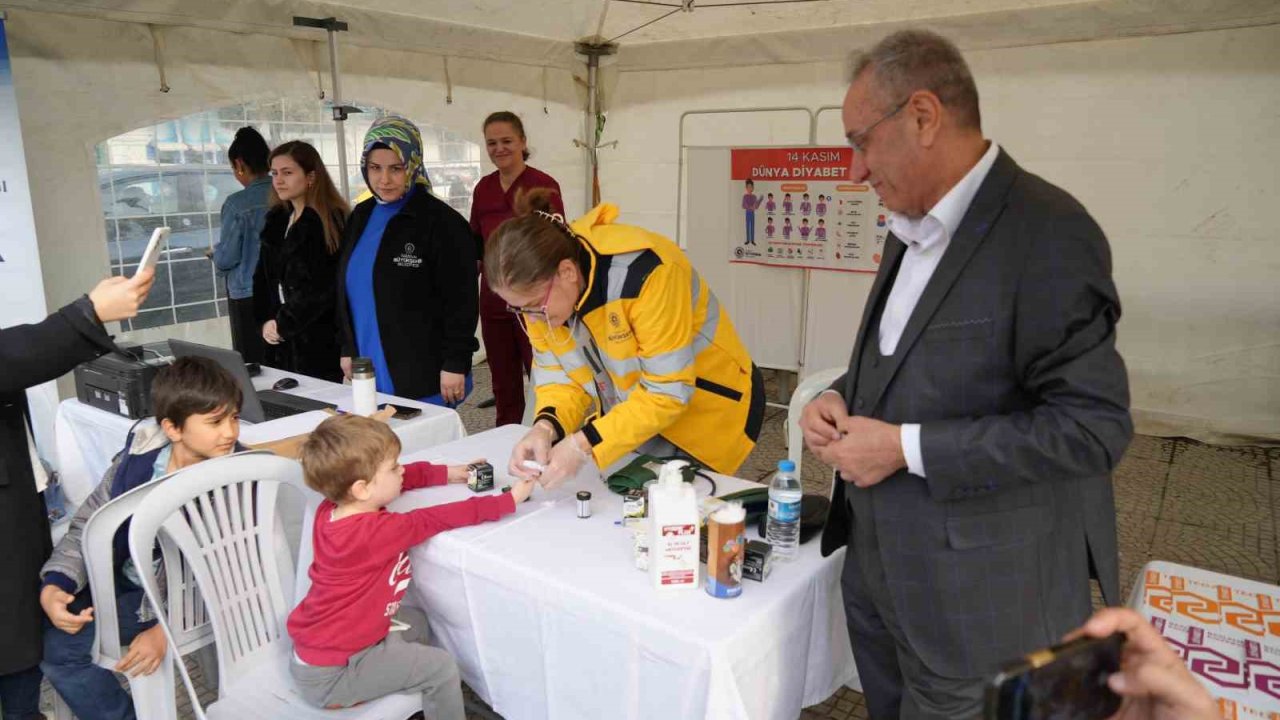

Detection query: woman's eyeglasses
xmin=505 ymin=278 xmax=556 ymax=337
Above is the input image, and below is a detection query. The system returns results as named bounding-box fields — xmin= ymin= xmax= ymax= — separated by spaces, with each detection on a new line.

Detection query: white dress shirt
xmin=825 ymin=141 xmax=1000 ymax=478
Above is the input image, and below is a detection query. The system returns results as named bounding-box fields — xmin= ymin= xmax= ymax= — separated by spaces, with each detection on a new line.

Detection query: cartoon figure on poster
xmin=782 ymin=192 xmax=793 ymax=215
xmin=782 ymin=217 xmax=792 ymax=240
xmin=765 ymin=192 xmax=776 ymax=214
xmin=815 ymin=218 xmax=826 ymax=241
xmin=800 ymin=218 xmax=811 ymax=240
xmin=740 ymin=180 xmax=762 ymax=245
xmin=800 ymin=193 xmax=811 ymax=217
xmin=816 ymin=194 xmax=827 ymax=216
xmin=765 ymin=216 xmax=775 ymax=240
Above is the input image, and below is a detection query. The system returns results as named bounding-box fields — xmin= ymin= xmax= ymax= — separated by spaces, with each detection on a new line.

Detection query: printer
xmin=73 ymin=341 xmax=173 ymax=419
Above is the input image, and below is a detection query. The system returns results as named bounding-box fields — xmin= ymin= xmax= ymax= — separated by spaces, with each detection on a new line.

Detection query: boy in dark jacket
xmin=39 ymin=357 xmax=243 ymax=720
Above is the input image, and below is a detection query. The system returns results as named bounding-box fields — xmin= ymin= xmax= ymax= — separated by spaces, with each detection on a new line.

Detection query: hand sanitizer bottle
xmin=648 ymin=460 xmax=700 ymax=592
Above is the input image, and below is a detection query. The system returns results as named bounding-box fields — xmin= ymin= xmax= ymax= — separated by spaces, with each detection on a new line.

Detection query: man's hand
xmin=800 ymin=391 xmax=847 ymax=452
xmin=115 ymin=624 xmax=167 ymax=677
xmin=439 ymin=371 xmax=466 ymax=405
xmin=40 ymin=585 xmax=94 ymax=635
xmin=825 ymin=416 xmax=906 ymax=488
xmin=340 ymin=356 xmax=353 ymax=381
xmin=88 ymin=269 xmax=155 ymax=323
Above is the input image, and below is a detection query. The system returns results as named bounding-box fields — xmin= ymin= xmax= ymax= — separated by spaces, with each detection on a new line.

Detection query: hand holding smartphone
xmin=134 ymin=227 xmax=170 ymax=279
xmin=985 ymin=632 xmax=1125 ymax=720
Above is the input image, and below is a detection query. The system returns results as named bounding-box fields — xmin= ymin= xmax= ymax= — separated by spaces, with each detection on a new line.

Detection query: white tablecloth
xmin=391 ymin=425 xmax=856 ymax=720
xmin=54 ymin=366 xmax=466 ymax=511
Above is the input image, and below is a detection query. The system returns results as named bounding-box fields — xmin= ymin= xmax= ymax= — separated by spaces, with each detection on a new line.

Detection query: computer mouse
xmin=272 ymin=377 xmax=300 ymax=391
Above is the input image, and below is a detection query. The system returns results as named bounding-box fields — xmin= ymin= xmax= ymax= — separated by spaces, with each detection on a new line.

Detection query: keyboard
xmin=257 ymin=390 xmax=336 ymax=421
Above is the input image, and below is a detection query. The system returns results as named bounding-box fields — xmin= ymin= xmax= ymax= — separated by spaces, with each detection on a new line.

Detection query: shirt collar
xmin=888 ymin=141 xmax=1000 ymax=250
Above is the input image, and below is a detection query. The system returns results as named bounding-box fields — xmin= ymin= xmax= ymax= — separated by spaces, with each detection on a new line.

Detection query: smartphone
xmin=134 ymin=226 xmax=170 ymax=278
xmin=387 ymin=403 xmax=422 ymax=420
xmin=984 ymin=632 xmax=1125 ymax=720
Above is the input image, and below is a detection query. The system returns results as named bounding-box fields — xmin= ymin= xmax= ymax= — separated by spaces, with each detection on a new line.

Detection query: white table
xmin=391 ymin=425 xmax=856 ymax=720
xmin=1128 ymin=560 xmax=1280 ymax=714
xmin=54 ymin=366 xmax=466 ymax=511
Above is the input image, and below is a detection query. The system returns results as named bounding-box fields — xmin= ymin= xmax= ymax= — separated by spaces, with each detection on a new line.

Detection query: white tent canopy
xmin=3 ymin=0 xmax=1278 ymax=444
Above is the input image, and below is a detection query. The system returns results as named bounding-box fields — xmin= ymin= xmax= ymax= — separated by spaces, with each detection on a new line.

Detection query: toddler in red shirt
xmin=288 ymin=415 xmax=534 ymax=719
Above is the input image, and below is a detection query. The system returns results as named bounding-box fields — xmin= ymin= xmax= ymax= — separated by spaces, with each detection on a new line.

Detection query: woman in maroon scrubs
xmin=470 ymin=111 xmax=565 ymax=427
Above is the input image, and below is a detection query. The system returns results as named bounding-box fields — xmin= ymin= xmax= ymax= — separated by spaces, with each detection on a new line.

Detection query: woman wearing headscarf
xmin=336 ymin=117 xmax=480 ymax=405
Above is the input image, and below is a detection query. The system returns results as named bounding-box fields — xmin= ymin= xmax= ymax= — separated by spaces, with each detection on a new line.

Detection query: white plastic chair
xmin=49 ymin=476 xmax=179 ymax=720
xmin=126 ymin=453 xmax=421 ymax=720
xmin=50 ymin=453 xmax=245 ymax=719
xmin=786 ymin=367 xmax=846 ymax=476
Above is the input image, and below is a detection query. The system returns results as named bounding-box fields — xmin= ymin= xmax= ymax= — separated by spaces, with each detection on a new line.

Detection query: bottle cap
xmin=576 ymin=491 xmax=592 ymax=501
xmin=778 ymin=460 xmax=796 ymax=473
xmin=352 ymin=357 xmax=374 ymax=374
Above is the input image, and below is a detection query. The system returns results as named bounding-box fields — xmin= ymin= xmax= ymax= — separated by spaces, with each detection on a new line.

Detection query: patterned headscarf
xmin=361 ymin=116 xmax=432 ymax=201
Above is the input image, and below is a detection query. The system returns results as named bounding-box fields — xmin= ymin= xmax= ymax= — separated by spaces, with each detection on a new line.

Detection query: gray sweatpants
xmin=290 ymin=606 xmax=465 ymax=720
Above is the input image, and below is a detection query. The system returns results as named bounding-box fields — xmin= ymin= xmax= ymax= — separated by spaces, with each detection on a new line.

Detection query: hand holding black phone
xmin=985 ymin=632 xmax=1125 ymax=720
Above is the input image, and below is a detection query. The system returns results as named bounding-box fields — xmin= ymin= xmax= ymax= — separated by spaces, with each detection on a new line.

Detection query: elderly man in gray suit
xmin=800 ymin=30 xmax=1133 ymax=718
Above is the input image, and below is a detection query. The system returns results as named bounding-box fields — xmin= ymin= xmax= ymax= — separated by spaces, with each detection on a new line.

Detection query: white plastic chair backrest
xmin=126 ymin=452 xmax=306 ymax=712
xmin=786 ymin=367 xmax=847 ymax=475
xmin=291 ymin=484 xmax=326 ymax=604
xmin=81 ymin=477 xmax=163 ymax=661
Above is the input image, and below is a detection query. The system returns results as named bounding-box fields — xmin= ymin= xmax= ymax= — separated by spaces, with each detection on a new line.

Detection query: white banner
xmin=0 ymin=14 xmax=60 ymax=466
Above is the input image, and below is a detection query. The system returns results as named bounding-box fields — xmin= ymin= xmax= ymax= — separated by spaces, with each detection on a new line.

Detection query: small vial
xmin=576 ymin=491 xmax=592 ymax=519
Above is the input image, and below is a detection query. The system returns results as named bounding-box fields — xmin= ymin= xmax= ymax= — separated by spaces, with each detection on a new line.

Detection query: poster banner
xmin=0 ymin=15 xmax=61 ymax=463
xmin=728 ymin=146 xmax=887 ymax=273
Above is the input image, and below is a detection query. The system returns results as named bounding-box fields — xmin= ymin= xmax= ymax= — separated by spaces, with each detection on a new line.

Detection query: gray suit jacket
xmin=820 ymin=149 xmax=1132 ymax=678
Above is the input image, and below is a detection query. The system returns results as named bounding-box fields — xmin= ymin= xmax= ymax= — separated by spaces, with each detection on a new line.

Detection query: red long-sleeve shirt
xmin=288 ymin=462 xmax=516 ymax=666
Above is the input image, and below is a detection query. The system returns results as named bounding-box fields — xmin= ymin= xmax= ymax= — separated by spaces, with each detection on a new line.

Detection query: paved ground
xmin=43 ymin=365 xmax=1278 ymax=719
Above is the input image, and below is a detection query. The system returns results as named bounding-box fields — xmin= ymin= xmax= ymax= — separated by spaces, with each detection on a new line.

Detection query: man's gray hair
xmin=851 ymin=30 xmax=981 ymax=130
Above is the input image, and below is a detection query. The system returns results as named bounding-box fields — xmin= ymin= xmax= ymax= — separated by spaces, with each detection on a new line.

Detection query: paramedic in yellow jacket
xmin=486 ymin=189 xmax=764 ymax=488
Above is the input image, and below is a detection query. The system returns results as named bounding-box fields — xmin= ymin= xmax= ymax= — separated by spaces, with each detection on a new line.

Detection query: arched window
xmin=96 ymin=99 xmax=483 ymax=331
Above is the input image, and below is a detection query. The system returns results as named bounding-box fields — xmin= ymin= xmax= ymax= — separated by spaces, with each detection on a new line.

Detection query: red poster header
xmin=731 ymin=147 xmax=849 ymax=182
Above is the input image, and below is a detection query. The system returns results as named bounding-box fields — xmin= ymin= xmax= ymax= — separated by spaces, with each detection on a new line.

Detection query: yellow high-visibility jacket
xmin=528 ymin=203 xmax=763 ymax=474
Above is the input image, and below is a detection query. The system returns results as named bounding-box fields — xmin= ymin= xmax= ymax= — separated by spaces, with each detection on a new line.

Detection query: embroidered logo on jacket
xmin=394 ymin=242 xmax=422 ymax=268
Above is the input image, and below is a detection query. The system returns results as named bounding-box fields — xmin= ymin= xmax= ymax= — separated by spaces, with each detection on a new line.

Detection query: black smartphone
xmin=984 ymin=632 xmax=1125 ymax=720
xmin=387 ymin=403 xmax=422 ymax=420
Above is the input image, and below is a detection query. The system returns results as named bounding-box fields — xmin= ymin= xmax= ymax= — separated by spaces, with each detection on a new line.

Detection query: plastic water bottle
xmin=766 ymin=459 xmax=802 ymax=560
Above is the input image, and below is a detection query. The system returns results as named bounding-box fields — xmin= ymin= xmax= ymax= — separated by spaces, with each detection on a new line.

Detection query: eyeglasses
xmin=847 ymin=98 xmax=909 ymax=155
xmin=505 ymin=277 xmax=556 ymax=337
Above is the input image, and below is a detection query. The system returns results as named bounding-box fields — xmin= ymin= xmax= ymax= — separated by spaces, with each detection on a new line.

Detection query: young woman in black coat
xmin=253 ymin=141 xmax=349 ymax=382
xmin=0 ymin=271 xmax=152 ymax=716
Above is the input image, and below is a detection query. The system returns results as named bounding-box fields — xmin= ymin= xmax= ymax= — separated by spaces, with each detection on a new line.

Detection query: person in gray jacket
xmin=39 ymin=357 xmax=243 ymax=720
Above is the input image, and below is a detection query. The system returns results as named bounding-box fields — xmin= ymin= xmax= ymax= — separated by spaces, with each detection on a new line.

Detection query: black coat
xmin=336 ymin=189 xmax=479 ymax=400
xmin=1 ymin=297 xmax=116 ymax=673
xmin=254 ymin=206 xmax=344 ymax=382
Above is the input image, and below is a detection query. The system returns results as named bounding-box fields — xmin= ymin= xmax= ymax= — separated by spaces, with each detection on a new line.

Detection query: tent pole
xmin=586 ymin=50 xmax=599 ymax=209
xmin=575 ymin=41 xmax=617 ymax=211
xmin=326 ymin=27 xmax=350 ymax=200
xmin=295 ymin=17 xmax=352 ymax=199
